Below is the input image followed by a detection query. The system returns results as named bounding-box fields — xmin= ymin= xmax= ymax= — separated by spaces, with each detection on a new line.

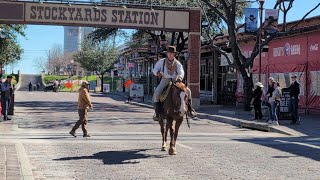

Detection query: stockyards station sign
xmin=0 ymin=2 xmax=190 ymax=31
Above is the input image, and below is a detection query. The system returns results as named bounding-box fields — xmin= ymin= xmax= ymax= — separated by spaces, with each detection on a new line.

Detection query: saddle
xmin=159 ymin=82 xmax=173 ymax=103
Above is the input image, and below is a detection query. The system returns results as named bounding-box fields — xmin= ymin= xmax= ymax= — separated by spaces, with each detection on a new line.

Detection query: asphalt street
xmin=1 ymin=91 xmax=319 ymax=180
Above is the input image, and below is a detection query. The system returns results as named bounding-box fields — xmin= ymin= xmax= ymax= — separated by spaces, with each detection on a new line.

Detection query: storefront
xmin=236 ymin=30 xmax=320 ymax=113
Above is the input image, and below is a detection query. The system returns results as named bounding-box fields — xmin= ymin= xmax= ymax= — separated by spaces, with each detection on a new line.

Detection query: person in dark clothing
xmin=251 ymin=82 xmax=264 ymax=120
xmin=36 ymin=83 xmax=40 ymax=91
xmin=2 ymin=76 xmax=13 ymax=121
xmin=29 ymin=82 xmax=32 ymax=92
xmin=266 ymin=77 xmax=275 ymax=121
xmin=289 ymin=74 xmax=300 ymax=125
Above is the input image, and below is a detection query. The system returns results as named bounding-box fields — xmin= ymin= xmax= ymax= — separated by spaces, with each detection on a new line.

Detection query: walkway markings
xmin=16 ymin=143 xmax=34 ymax=180
xmin=176 ymin=142 xmax=193 ymax=150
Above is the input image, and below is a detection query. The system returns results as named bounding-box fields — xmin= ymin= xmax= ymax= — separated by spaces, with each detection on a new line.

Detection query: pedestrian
xmin=54 ymin=80 xmax=59 ymax=92
xmin=152 ymin=46 xmax=185 ymax=121
xmin=266 ymin=77 xmax=275 ymax=121
xmin=251 ymin=82 xmax=264 ymax=120
xmin=1 ymin=76 xmax=13 ymax=121
xmin=267 ymin=82 xmax=282 ymax=125
xmin=36 ymin=83 xmax=40 ymax=91
xmin=29 ymin=82 xmax=32 ymax=92
xmin=289 ymin=74 xmax=301 ymax=125
xmin=69 ymin=81 xmax=92 ymax=138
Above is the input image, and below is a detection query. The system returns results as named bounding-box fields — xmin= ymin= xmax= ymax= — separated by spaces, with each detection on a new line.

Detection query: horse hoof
xmin=161 ymin=144 xmax=167 ymax=151
xmin=168 ymin=148 xmax=177 ymax=155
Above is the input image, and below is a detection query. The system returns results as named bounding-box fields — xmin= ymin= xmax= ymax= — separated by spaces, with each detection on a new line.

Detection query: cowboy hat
xmin=255 ymin=82 xmax=264 ymax=88
xmin=165 ymin=46 xmax=177 ymax=54
xmin=81 ymin=81 xmax=89 ymax=86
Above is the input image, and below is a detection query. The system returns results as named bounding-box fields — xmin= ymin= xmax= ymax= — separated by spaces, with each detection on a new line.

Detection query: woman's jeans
xmin=271 ymin=101 xmax=279 ymax=121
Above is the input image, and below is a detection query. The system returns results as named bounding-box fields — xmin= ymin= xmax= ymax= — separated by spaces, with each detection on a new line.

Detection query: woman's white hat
xmin=255 ymin=82 xmax=264 ymax=88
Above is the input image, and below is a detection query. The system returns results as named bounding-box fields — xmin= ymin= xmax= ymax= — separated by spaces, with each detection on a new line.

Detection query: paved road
xmin=1 ymin=91 xmax=319 ymax=179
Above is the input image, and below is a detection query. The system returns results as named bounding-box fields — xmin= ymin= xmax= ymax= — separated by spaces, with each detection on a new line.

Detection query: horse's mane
xmin=174 ymin=82 xmax=187 ymax=92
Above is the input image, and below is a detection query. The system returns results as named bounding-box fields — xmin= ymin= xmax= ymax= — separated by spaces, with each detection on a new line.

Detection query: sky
xmin=10 ymin=0 xmax=320 ymax=74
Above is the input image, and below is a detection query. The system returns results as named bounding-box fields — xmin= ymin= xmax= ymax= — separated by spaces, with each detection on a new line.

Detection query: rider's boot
xmin=187 ymin=99 xmax=197 ymax=118
xmin=153 ymin=102 xmax=162 ymax=121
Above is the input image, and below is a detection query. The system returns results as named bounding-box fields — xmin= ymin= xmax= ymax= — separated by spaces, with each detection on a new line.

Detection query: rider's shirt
xmin=152 ymin=58 xmax=184 ymax=80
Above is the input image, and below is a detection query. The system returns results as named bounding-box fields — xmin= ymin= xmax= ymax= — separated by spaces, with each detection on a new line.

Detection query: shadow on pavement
xmin=53 ymin=149 xmax=164 ymax=165
xmin=15 ymin=101 xmax=149 ymax=113
xmin=233 ymin=137 xmax=320 ymax=161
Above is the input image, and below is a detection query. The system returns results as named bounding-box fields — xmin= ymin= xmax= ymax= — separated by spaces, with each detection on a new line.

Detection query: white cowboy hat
xmin=269 ymin=77 xmax=275 ymax=82
xmin=255 ymin=82 xmax=264 ymax=88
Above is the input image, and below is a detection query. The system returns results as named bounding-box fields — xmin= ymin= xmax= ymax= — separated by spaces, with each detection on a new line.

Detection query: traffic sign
xmin=65 ymin=82 xmax=72 ymax=89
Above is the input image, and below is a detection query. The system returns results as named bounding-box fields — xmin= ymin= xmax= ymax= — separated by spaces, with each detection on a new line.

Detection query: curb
xmin=198 ymin=113 xmax=296 ymax=136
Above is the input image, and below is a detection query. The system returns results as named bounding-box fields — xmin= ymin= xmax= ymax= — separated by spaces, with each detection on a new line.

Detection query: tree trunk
xmin=243 ymin=75 xmax=254 ymax=111
xmin=100 ymin=74 xmax=104 ymax=92
xmin=170 ymin=32 xmax=176 ymax=45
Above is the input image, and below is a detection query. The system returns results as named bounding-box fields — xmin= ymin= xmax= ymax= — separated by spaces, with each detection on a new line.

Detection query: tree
xmin=201 ymin=0 xmax=320 ymax=110
xmin=33 ymin=57 xmax=47 ymax=73
xmin=88 ymin=0 xmax=247 ymax=55
xmin=0 ymin=25 xmax=25 ymax=69
xmin=73 ymin=39 xmax=118 ymax=92
xmin=47 ymin=44 xmax=69 ymax=75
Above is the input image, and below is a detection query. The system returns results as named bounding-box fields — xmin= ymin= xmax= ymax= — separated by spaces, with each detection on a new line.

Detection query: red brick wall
xmin=187 ymin=8 xmax=201 ymax=99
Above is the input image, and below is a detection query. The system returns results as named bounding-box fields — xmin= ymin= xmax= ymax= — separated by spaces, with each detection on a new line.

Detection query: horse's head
xmin=171 ymin=82 xmax=188 ymax=117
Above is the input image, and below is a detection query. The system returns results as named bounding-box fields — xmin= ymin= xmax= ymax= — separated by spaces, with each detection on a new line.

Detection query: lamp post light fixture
xmin=258 ymin=0 xmax=265 ymax=82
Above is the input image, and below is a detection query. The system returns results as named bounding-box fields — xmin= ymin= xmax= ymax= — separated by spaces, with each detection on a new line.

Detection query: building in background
xmin=64 ymin=26 xmax=94 ymax=76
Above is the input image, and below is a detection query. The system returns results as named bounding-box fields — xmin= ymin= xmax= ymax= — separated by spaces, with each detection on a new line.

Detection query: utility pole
xmin=48 ymin=50 xmax=51 ymax=75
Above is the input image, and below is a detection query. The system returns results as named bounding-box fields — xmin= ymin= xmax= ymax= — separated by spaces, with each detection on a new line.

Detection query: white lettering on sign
xmin=273 ymin=43 xmax=301 ymax=57
xmin=273 ymin=47 xmax=284 ymax=57
xmin=310 ymin=44 xmax=319 ymax=51
xmin=291 ymin=44 xmax=300 ymax=55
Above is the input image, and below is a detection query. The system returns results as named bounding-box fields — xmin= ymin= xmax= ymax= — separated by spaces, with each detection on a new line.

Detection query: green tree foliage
xmin=73 ymin=39 xmax=118 ymax=92
xmin=0 ymin=25 xmax=26 ymax=67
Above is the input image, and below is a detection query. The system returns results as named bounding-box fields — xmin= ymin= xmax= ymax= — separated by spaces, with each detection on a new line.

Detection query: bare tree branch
xmin=289 ymin=2 xmax=320 ymax=31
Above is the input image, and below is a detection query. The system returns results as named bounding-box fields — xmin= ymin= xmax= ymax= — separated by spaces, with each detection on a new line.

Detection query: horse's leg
xmin=172 ymin=117 xmax=183 ymax=153
xmin=167 ymin=117 xmax=177 ymax=155
xmin=158 ymin=119 xmax=167 ymax=151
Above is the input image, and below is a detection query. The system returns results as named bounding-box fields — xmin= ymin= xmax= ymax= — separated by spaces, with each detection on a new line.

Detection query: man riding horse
xmin=152 ymin=46 xmax=196 ymax=121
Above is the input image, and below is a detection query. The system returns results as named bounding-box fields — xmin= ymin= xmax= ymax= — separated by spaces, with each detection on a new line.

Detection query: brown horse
xmin=158 ymin=82 xmax=188 ymax=155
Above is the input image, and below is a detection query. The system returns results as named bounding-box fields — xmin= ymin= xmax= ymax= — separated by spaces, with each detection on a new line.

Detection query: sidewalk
xmin=0 ymin=119 xmax=34 ymax=180
xmin=108 ymin=92 xmax=320 ymax=137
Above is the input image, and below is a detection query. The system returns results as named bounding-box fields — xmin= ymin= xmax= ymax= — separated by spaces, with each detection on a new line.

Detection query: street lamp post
xmin=70 ymin=59 xmax=74 ymax=92
xmin=183 ymin=51 xmax=190 ymax=84
xmin=153 ymin=31 xmax=161 ymax=93
xmin=258 ymin=0 xmax=265 ymax=82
